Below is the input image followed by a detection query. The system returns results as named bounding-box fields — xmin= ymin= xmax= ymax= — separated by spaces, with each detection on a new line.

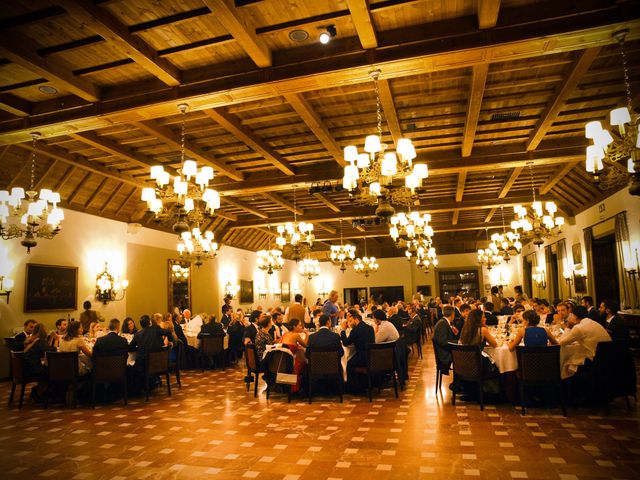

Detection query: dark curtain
xmin=544 ymin=245 xmax=553 ymax=300
xmin=584 ymin=227 xmax=595 ymax=299
xmin=614 ymin=212 xmax=631 ymax=308
xmin=557 ymin=239 xmax=567 ymax=299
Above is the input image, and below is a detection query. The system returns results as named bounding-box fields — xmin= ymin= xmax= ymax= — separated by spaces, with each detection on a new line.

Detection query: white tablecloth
xmin=484 ymin=343 xmax=584 ymax=378
xmin=185 ymin=333 xmax=229 ymax=349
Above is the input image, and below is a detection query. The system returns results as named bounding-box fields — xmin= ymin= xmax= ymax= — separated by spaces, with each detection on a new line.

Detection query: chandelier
xmin=171 ymin=263 xmax=190 ymax=280
xmin=258 ymin=227 xmax=285 ymax=274
xmin=275 ymin=188 xmax=314 ymax=260
xmin=584 ymin=29 xmax=639 ymax=195
xmin=389 ymin=211 xmax=434 ymax=248
xmin=511 ymin=162 xmax=564 ymax=246
xmin=490 ymin=206 xmax=522 ymax=262
xmin=0 ymin=133 xmax=64 ymax=253
xmin=341 ymin=69 xmax=429 ymax=219
xmin=141 ymin=103 xmax=221 ymax=234
xmin=478 ymin=228 xmax=502 ymax=270
xmin=95 ymin=262 xmax=128 ymax=304
xmin=330 ymin=219 xmax=356 ymax=272
xmin=415 ymin=244 xmax=438 ymax=273
xmin=299 ymin=257 xmax=320 ymax=280
xmin=177 ymin=226 xmax=219 ymax=267
xmin=354 ymin=236 xmax=379 ymax=277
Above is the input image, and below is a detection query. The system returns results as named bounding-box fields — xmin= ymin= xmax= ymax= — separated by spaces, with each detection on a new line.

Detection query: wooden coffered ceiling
xmin=0 ymin=0 xmax=639 ymax=258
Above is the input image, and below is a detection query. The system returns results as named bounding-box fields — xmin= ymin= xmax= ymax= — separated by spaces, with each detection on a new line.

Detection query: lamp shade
xmin=585 ymin=121 xmax=602 ymax=139
xmin=610 ymin=107 xmax=631 ymax=126
xmin=182 ymin=160 xmax=197 ymax=178
xmin=344 ymin=145 xmax=358 ymax=162
xmin=364 ymin=135 xmax=381 ymax=154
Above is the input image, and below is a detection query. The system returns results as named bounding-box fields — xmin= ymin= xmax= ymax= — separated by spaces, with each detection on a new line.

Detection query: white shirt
xmin=375 ymin=320 xmax=400 ymax=343
xmin=559 ymin=318 xmax=611 ymax=378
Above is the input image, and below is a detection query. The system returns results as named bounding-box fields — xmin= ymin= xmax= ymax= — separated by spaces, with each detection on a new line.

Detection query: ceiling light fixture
xmin=0 ymin=133 xmax=64 ymax=253
xmin=299 ymin=257 xmax=320 ymax=280
xmin=319 ymin=25 xmax=336 ymax=44
xmin=354 ymin=235 xmax=378 ymax=277
xmin=258 ymin=225 xmax=285 ymax=274
xmin=177 ymin=226 xmax=219 ymax=267
xmin=584 ymin=29 xmax=639 ymax=195
xmin=342 ymin=69 xmax=428 ymax=219
xmin=330 ymin=219 xmax=356 ymax=272
xmin=275 ymin=187 xmax=314 ymax=261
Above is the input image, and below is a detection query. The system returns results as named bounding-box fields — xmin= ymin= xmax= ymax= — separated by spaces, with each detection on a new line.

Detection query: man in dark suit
xmin=582 ymin=296 xmax=602 ymax=323
xmin=340 ymin=309 xmax=374 ymax=391
xmin=499 ymin=298 xmax=514 ymax=316
xmin=483 ymin=302 xmax=498 ymax=326
xmin=9 ymin=319 xmax=37 ymax=351
xmin=243 ymin=313 xmax=260 ymax=345
xmin=454 ymin=304 xmax=469 ymax=339
xmin=130 ymin=314 xmax=171 ymax=368
xmin=198 ymin=315 xmax=224 ymax=336
xmin=386 ymin=305 xmax=404 ymax=332
xmin=306 ymin=315 xmax=343 ymax=357
xmin=402 ymin=305 xmax=422 ymax=346
xmin=600 ymin=299 xmax=630 ymax=348
xmin=433 ymin=306 xmax=457 ymax=373
xmin=94 ymin=318 xmax=128 ymax=356
xmin=220 ymin=305 xmax=233 ymax=328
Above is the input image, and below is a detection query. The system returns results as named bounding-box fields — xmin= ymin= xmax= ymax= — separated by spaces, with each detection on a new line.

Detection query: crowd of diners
xmin=6 ymin=285 xmax=632 ymax=406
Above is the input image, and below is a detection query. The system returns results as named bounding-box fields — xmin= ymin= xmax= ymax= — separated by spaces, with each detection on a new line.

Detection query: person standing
xmin=323 ymin=290 xmax=340 ymax=328
xmin=79 ymin=301 xmax=100 ymax=333
xmin=284 ymin=294 xmax=311 ymax=326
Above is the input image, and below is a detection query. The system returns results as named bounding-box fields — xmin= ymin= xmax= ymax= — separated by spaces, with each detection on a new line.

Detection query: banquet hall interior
xmin=1 ymin=0 xmax=640 ymax=478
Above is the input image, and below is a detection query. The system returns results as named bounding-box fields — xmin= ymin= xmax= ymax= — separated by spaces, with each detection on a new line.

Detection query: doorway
xmin=523 ymin=258 xmax=532 ymax=299
xmin=592 ymin=234 xmax=620 ymax=305
xmin=550 ymin=252 xmax=559 ymax=302
xmin=343 ymin=287 xmax=367 ymax=306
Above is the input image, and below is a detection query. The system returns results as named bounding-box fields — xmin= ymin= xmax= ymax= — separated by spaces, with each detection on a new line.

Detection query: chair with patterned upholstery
xmin=199 ymin=334 xmax=226 ymax=372
xmin=515 ymin=345 xmax=565 ymax=416
xmin=91 ymin=352 xmax=128 ymax=409
xmin=8 ymin=351 xmax=39 ymax=409
xmin=244 ymin=343 xmax=260 ymax=397
xmin=591 ymin=341 xmax=637 ymax=413
xmin=264 ymin=349 xmax=293 ymax=403
xmin=432 ymin=338 xmax=449 ymax=395
xmin=145 ymin=347 xmax=171 ymax=401
xmin=356 ymin=341 xmax=398 ymax=402
xmin=449 ymin=343 xmax=498 ymax=411
xmin=306 ymin=347 xmax=343 ymax=404
xmin=44 ymin=351 xmax=79 ymax=409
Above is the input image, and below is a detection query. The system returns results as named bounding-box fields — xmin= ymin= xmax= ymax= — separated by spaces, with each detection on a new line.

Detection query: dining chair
xmin=515 ymin=345 xmax=565 ymax=416
xmin=264 ymin=349 xmax=293 ymax=403
xmin=306 ymin=347 xmax=343 ymax=404
xmin=244 ymin=343 xmax=260 ymax=397
xmin=91 ymin=352 xmax=128 ymax=409
xmin=198 ymin=334 xmax=225 ymax=372
xmin=355 ymin=341 xmax=398 ymax=402
xmin=449 ymin=343 xmax=499 ymax=411
xmin=44 ymin=351 xmax=79 ymax=409
xmin=8 ymin=351 xmax=39 ymax=409
xmin=145 ymin=347 xmax=171 ymax=401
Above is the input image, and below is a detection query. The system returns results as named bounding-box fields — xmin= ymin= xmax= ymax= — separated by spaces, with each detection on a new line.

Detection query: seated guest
xmin=558 ymin=307 xmax=611 ymax=378
xmin=9 ymin=319 xmax=37 ymax=351
xmin=340 ymin=309 xmax=375 ymax=390
xmin=553 ymin=302 xmax=573 ymax=326
xmin=24 ymin=323 xmax=55 ymax=402
xmin=535 ymin=299 xmax=552 ymax=324
xmin=243 ymin=312 xmax=260 ymax=345
xmin=433 ymin=306 xmax=457 ymax=373
xmin=58 ymin=321 xmax=93 ymax=375
xmin=402 ymin=304 xmax=422 ymax=345
xmin=397 ymin=302 xmax=409 ymax=320
xmin=93 ymin=319 xmax=128 ymax=356
xmin=88 ymin=321 xmax=104 ymax=338
xmin=220 ymin=305 xmax=233 ymax=328
xmin=581 ymin=296 xmax=601 ymax=323
xmin=270 ymin=311 xmax=288 ymax=340
xmin=307 ymin=309 xmax=321 ymax=330
xmin=459 ymin=309 xmax=498 ymax=349
xmin=499 ymin=298 xmax=514 ymax=316
xmin=280 ymin=319 xmax=308 ymax=393
xmin=199 ymin=315 xmax=225 ymax=336
xmin=129 ymin=314 xmax=172 ymax=366
xmin=483 ymin=302 xmax=498 ymax=326
xmin=254 ymin=315 xmax=274 ymax=360
xmin=120 ymin=317 xmax=138 ymax=335
xmin=373 ymin=309 xmax=399 ymax=343
xmin=386 ymin=305 xmax=404 ymax=332
xmin=508 ymin=310 xmax=558 ymax=351
xmin=455 ymin=304 xmax=470 ymax=338
xmin=227 ymin=310 xmax=245 ymax=363
xmin=48 ymin=318 xmax=68 ymax=349
xmin=306 ymin=315 xmax=343 ymax=356
xmin=599 ymin=299 xmax=630 ymax=347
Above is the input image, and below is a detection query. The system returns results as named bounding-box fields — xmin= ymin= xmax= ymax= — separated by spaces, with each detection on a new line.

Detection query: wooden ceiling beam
xmin=377 ymin=79 xmax=402 ymax=147
xmin=232 ymin=193 xmax=562 ymax=229
xmin=312 ymin=192 xmax=342 ymax=213
xmin=214 ymin=210 xmax=239 ymax=222
xmin=1 ymin=4 xmax=638 ymax=144
xmin=6 ymin=161 xmax=31 ymax=190
xmin=131 ymin=120 xmax=244 ymax=181
xmin=84 ymin=177 xmax=108 ymax=208
xmin=202 ymin=0 xmax=271 ymax=67
xmin=283 ymin=93 xmax=345 ymax=166
xmin=539 ymin=161 xmax=581 ymax=195
xmin=115 ymin=186 xmax=137 ymax=215
xmin=53 ymin=165 xmax=75 ymax=191
xmin=56 ymin=0 xmax=181 ymax=86
xmin=315 ymin=223 xmax=337 ymax=235
xmin=204 ymin=108 xmax=296 ymax=175
xmin=34 ymin=160 xmax=59 ymax=190
xmin=526 ymin=47 xmax=601 ymax=151
xmin=478 ymin=0 xmax=501 ymax=29
xmin=456 ymin=171 xmax=467 ymax=202
xmin=462 ymin=64 xmax=489 ymax=157
xmin=498 ymin=166 xmax=523 ymax=198
xmin=346 ymin=0 xmax=378 ymax=49
xmin=484 ymin=207 xmax=498 ymax=223
xmin=0 ymin=94 xmax=31 ymax=117
xmin=222 ymin=196 xmax=268 ymax=219
xmin=68 ymin=131 xmax=165 ymax=172
xmin=100 ymin=182 xmax=124 ymax=213
xmin=0 ymin=31 xmax=100 ymax=102
xmin=452 ymin=209 xmax=460 ymax=226
xmin=67 ymin=171 xmax=92 ymax=204
xmin=261 ymin=192 xmax=303 ymax=215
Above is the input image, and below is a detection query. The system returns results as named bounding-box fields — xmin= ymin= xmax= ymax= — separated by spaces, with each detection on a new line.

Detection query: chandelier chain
xmin=527 ymin=162 xmax=536 ymax=202
xmin=617 ymin=33 xmax=633 ymax=114
xmin=180 ymin=104 xmax=186 ymax=166
xmin=30 ymin=134 xmax=38 ymax=191
xmin=374 ymin=75 xmax=382 ymax=140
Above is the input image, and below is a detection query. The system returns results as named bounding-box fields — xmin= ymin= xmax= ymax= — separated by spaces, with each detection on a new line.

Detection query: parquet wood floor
xmin=0 ymin=345 xmax=638 ymax=479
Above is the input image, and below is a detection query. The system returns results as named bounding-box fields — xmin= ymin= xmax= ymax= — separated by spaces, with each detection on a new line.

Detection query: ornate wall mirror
xmin=168 ymin=259 xmax=191 ymax=314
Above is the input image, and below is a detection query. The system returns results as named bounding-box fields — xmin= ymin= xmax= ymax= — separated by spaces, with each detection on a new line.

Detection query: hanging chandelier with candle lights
xmin=415 ymin=244 xmax=438 ymax=273
xmin=353 ymin=235 xmax=379 ymax=277
xmin=275 ymin=188 xmax=314 ymax=260
xmin=478 ymin=229 xmax=503 ymax=270
xmin=490 ymin=206 xmax=522 ymax=262
xmin=510 ymin=162 xmax=564 ymax=246
xmin=341 ymin=69 xmax=429 ymax=219
xmin=258 ymin=226 xmax=285 ymax=274
xmin=299 ymin=257 xmax=320 ymax=280
xmin=0 ymin=133 xmax=64 ymax=253
xmin=141 ymin=103 xmax=221 ymax=235
xmin=177 ymin=226 xmax=219 ymax=267
xmin=584 ymin=29 xmax=639 ymax=195
xmin=389 ymin=211 xmax=434 ymax=248
xmin=330 ymin=219 xmax=356 ymax=272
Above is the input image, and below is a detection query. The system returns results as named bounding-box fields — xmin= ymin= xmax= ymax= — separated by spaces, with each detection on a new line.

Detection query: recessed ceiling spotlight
xmin=38 ymin=85 xmax=58 ymax=95
xmin=319 ymin=25 xmax=336 ymax=45
xmin=289 ymin=29 xmax=309 ymax=42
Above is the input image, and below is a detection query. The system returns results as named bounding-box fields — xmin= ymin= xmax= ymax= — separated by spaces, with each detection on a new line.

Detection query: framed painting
xmin=281 ymin=282 xmax=291 ymax=303
xmin=25 ymin=263 xmax=78 ymax=312
xmin=574 ymin=274 xmax=587 ymax=294
xmin=572 ymin=243 xmax=583 ymax=266
xmin=240 ymin=279 xmax=254 ymax=304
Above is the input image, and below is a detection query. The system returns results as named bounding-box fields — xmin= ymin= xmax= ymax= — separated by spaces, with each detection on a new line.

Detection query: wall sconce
xmin=624 ymin=248 xmax=639 ymax=308
xmin=533 ymin=266 xmax=546 ymax=289
xmin=0 ymin=275 xmax=14 ymax=304
xmin=95 ymin=262 xmax=128 ymax=304
xmin=563 ymin=271 xmax=574 ymax=298
xmin=318 ymin=281 xmax=329 ymax=297
xmin=224 ymin=280 xmax=240 ymax=299
xmin=271 ymin=285 xmax=282 ymax=299
xmin=257 ymin=286 xmax=268 ymax=299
